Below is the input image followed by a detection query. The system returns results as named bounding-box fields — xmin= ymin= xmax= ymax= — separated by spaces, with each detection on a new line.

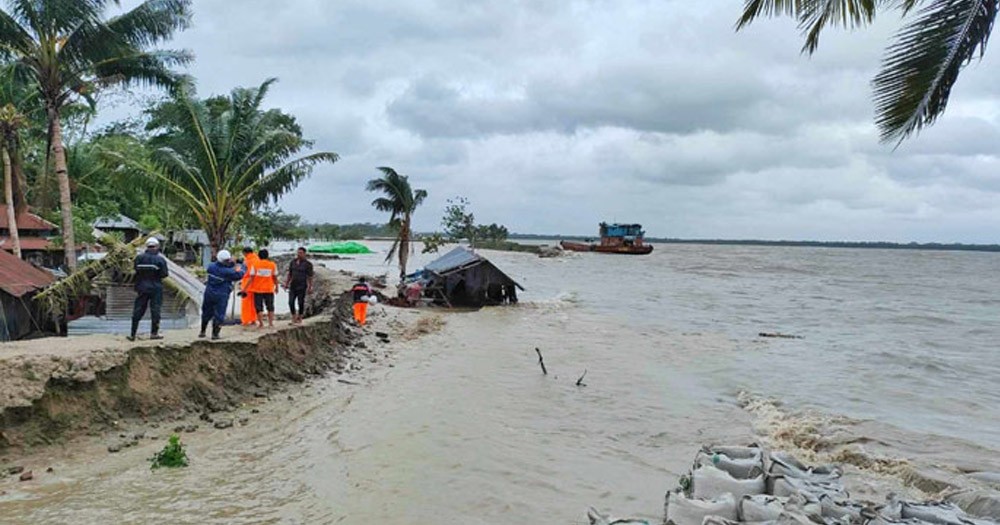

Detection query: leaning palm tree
xmin=110 ymin=78 xmax=338 ymax=252
xmin=737 ymin=0 xmax=999 ymax=144
xmin=0 ymin=0 xmax=193 ymax=270
xmin=366 ymin=167 xmax=428 ymax=280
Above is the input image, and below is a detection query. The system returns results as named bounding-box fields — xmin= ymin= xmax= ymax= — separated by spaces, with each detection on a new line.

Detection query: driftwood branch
xmin=576 ymin=369 xmax=588 ymax=387
xmin=535 ymin=347 xmax=547 ymax=375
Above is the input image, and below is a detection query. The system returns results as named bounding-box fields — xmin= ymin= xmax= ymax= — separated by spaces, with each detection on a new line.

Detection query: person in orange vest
xmin=245 ymin=249 xmax=279 ymax=328
xmin=239 ymin=247 xmax=258 ymax=327
xmin=351 ymin=277 xmax=373 ymax=326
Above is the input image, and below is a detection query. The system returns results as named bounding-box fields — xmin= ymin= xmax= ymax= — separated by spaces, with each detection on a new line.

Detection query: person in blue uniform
xmin=199 ymin=249 xmax=245 ymax=340
xmin=128 ymin=237 xmax=169 ymax=341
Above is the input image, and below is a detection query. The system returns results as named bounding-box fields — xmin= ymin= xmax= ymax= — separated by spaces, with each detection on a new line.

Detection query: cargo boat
xmin=560 ymin=223 xmax=653 ymax=255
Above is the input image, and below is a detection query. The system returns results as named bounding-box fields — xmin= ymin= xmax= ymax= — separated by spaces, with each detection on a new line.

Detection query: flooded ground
xmin=2 ymin=243 xmax=998 ymax=523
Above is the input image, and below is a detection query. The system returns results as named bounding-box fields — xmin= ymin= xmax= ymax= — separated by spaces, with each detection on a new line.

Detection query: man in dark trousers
xmin=283 ymin=247 xmax=314 ymax=325
xmin=128 ymin=237 xmax=169 ymax=341
xmin=200 ymin=250 xmax=245 ymax=340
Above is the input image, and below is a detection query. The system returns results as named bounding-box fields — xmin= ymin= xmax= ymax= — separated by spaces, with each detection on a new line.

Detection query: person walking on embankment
xmin=283 ymin=247 xmax=314 ymax=325
xmin=200 ymin=250 xmax=245 ymax=340
xmin=240 ymin=246 xmax=258 ymax=327
xmin=128 ymin=237 xmax=169 ymax=342
xmin=245 ymin=249 xmax=279 ymax=328
xmin=351 ymin=277 xmax=373 ymax=326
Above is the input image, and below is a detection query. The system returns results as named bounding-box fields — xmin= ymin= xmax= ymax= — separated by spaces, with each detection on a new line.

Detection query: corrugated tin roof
xmin=0 ymin=249 xmax=56 ymax=297
xmin=425 ymin=247 xmax=482 ymax=274
xmin=1 ymin=237 xmax=54 ymax=251
xmin=0 ymin=205 xmax=57 ymax=231
xmin=93 ymin=214 xmax=141 ymax=230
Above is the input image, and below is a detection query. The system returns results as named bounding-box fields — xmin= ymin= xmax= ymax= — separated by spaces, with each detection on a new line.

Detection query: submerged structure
xmin=561 ymin=222 xmax=653 ymax=255
xmin=411 ymin=247 xmax=524 ymax=307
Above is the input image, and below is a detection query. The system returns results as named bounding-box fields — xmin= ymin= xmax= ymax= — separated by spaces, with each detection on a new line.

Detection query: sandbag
xmin=704 ymin=517 xmax=775 ymax=525
xmin=696 ymin=451 xmax=765 ymax=480
xmin=820 ymin=496 xmax=867 ymax=521
xmin=770 ymin=474 xmax=849 ymax=501
xmin=769 ymin=452 xmax=842 ymax=481
xmin=692 ymin=465 xmax=766 ymax=500
xmin=664 ymin=492 xmax=737 ymax=525
xmin=946 ymin=491 xmax=1000 ymax=521
xmin=740 ymin=494 xmax=823 ymax=522
xmin=901 ymin=502 xmax=998 ymax=525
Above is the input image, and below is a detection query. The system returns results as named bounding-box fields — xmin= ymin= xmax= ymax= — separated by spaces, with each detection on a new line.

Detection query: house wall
xmin=0 ymin=293 xmax=48 ymax=341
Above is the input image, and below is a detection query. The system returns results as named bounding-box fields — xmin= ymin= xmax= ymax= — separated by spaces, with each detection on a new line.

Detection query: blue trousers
xmin=201 ymin=292 xmax=230 ymax=328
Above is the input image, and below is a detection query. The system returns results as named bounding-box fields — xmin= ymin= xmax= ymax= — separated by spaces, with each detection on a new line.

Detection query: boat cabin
xmin=599 ymin=223 xmax=646 ymax=248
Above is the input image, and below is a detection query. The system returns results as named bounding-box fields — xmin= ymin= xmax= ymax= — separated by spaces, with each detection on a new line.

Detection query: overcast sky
xmin=113 ymin=0 xmax=1000 ymax=242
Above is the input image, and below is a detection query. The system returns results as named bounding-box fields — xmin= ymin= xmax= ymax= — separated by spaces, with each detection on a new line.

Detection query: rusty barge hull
xmin=559 ymin=241 xmax=653 ymax=255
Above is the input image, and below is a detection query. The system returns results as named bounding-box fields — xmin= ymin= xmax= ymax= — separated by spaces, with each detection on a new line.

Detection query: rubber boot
xmin=198 ymin=319 xmax=209 ymax=338
xmin=211 ymin=322 xmax=222 ymax=340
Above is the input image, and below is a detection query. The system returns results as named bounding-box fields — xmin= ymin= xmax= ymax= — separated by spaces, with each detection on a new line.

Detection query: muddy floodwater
xmin=3 ymin=244 xmax=999 ymax=523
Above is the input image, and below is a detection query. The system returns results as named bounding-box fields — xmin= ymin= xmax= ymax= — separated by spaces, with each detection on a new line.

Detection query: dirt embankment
xmin=0 ymin=266 xmax=427 ymax=453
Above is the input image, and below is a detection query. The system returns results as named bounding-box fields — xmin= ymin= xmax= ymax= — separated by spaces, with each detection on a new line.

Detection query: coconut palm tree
xmin=736 ymin=0 xmax=999 ymax=144
xmin=111 ymin=78 xmax=338 ymax=252
xmin=0 ymin=103 xmax=25 ymax=257
xmin=0 ymin=0 xmax=193 ymax=270
xmin=366 ymin=167 xmax=428 ymax=280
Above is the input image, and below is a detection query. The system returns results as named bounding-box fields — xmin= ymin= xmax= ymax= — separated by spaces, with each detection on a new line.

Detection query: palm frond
xmin=737 ymin=0 xmax=881 ymax=53
xmin=873 ymin=0 xmax=999 ymax=143
xmin=106 ymin=0 xmax=192 ymax=49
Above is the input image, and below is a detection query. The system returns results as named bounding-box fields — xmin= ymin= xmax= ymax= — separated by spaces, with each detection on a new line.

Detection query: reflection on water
xmin=3 ymin=243 xmax=998 ymax=523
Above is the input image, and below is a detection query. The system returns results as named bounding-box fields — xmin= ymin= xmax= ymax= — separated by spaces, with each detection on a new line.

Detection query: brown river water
xmin=2 ymin=243 xmax=999 ymax=523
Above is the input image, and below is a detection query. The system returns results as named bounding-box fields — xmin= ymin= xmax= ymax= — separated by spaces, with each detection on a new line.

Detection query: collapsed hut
xmin=0 ymin=249 xmax=56 ymax=340
xmin=415 ymin=247 xmax=524 ymax=307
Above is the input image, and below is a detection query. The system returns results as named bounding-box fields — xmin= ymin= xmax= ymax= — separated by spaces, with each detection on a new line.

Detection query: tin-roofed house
xmin=416 ymin=247 xmax=524 ymax=307
xmin=93 ymin=214 xmax=143 ymax=243
xmin=0 ymin=204 xmax=62 ymax=268
xmin=0 ymin=249 xmax=56 ymax=341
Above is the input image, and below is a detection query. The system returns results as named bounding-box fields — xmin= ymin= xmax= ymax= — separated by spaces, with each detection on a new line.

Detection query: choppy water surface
xmin=3 ymin=243 xmax=999 ymax=523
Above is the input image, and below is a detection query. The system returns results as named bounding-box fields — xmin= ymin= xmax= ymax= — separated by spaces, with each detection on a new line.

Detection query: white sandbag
xmin=740 ymin=494 xmax=823 ymax=522
xmin=769 ymin=451 xmax=842 ymax=481
xmin=664 ymin=492 xmax=737 ymax=525
xmin=946 ymin=491 xmax=1000 ymax=521
xmin=692 ymin=465 xmax=766 ymax=500
xmin=586 ymin=507 xmax=651 ymax=525
xmin=901 ymin=501 xmax=998 ymax=525
xmin=820 ymin=495 xmax=866 ymax=521
xmin=704 ymin=517 xmax=775 ymax=525
xmin=770 ymin=474 xmax=849 ymax=501
xmin=740 ymin=495 xmax=788 ymax=522
xmin=696 ymin=451 xmax=765 ymax=480
xmin=709 ymin=445 xmax=765 ymax=461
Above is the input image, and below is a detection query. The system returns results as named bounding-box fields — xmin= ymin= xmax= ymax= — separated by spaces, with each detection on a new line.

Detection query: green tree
xmin=113 ymin=78 xmax=338 ymax=253
xmin=366 ymin=167 xmax=427 ymax=279
xmin=0 ymin=0 xmax=193 ymax=270
xmin=737 ymin=0 xmax=999 ymax=143
xmin=442 ymin=196 xmax=476 ymax=244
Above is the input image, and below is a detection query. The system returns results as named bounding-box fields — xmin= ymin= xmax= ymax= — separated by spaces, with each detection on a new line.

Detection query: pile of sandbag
xmin=660 ymin=445 xmax=999 ymax=525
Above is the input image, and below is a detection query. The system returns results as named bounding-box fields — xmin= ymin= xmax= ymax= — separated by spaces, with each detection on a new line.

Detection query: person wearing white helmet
xmin=200 ymin=249 xmax=245 ymax=340
xmin=128 ymin=237 xmax=168 ymax=341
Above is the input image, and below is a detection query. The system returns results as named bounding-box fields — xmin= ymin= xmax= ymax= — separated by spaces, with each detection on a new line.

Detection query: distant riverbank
xmin=507 ymin=234 xmax=1000 ymax=253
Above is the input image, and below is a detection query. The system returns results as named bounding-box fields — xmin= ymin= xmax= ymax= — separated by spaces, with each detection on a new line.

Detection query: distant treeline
xmin=507 ymin=234 xmax=1000 ymax=253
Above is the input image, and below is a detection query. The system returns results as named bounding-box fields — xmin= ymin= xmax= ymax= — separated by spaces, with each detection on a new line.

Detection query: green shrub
xmin=150 ymin=435 xmax=189 ymax=470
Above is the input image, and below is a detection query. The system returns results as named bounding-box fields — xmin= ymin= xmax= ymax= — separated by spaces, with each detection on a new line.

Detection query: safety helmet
xmin=217 ymin=249 xmax=232 ymax=262
xmin=145 ymin=237 xmax=160 ymax=247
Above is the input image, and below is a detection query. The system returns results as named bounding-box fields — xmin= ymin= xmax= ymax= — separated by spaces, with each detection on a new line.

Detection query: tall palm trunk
xmin=3 ymin=145 xmax=19 ymax=258
xmin=398 ymin=216 xmax=411 ymax=280
xmin=49 ymin=107 xmax=76 ymax=271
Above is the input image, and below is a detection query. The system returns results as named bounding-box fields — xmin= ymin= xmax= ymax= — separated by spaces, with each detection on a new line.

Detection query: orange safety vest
xmin=241 ymin=253 xmax=259 ymax=289
xmin=247 ymin=259 xmax=278 ymax=294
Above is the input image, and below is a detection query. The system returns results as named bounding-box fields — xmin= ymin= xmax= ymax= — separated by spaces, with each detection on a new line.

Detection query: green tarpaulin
xmin=307 ymin=241 xmax=374 ymax=254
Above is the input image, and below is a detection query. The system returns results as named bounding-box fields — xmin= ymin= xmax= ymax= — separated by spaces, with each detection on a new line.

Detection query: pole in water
xmin=535 ymin=347 xmax=547 ymax=375
xmin=576 ymin=369 xmax=587 ymax=387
